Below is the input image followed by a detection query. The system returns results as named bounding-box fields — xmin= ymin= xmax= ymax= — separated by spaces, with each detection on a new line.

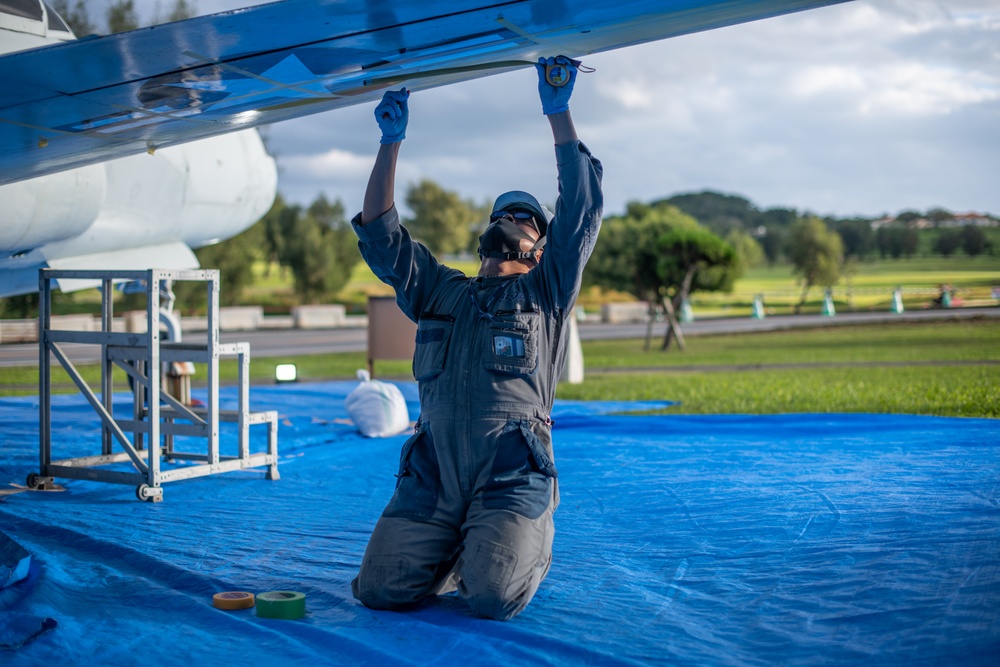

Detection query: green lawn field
xmin=688 ymin=256 xmax=1000 ymax=316
xmin=565 ymin=319 xmax=998 ymax=417
xmin=5 ymin=319 xmax=997 ymax=418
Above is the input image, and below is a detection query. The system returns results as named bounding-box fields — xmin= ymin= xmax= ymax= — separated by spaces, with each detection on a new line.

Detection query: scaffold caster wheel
xmin=26 ymin=472 xmax=41 ymax=489
xmin=135 ymin=484 xmax=162 ymax=503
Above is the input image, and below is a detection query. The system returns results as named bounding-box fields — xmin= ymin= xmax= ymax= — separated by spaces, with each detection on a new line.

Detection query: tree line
xmin=584 ymin=192 xmax=995 ymax=349
xmin=661 ymin=192 xmax=994 ymax=263
xmin=179 ymin=181 xmax=486 ymax=309
xmin=205 ymin=183 xmax=993 ymax=350
xmin=583 ymin=200 xmax=845 ymax=350
xmin=170 ymin=194 xmax=360 ymax=309
xmin=50 ymin=0 xmax=195 ymax=35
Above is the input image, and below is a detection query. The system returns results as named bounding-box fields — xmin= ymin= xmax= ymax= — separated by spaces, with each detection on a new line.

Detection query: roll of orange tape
xmin=212 ymin=591 xmax=255 ymax=610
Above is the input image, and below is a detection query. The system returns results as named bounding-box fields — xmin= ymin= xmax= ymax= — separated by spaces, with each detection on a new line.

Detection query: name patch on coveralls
xmin=493 ymin=334 xmax=525 ymax=357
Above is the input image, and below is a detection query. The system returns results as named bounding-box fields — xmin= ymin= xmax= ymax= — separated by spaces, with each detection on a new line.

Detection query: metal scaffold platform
xmin=28 ymin=268 xmax=279 ymax=502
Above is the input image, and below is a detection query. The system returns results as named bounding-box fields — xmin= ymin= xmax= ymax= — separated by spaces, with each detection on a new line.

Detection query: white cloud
xmin=282 ymin=148 xmax=371 ymax=179
xmin=790 ymin=63 xmax=998 ymax=116
xmin=790 ymin=66 xmax=866 ymax=98
xmin=598 ymin=78 xmax=655 ymax=110
xmin=859 ymin=64 xmax=998 ymax=115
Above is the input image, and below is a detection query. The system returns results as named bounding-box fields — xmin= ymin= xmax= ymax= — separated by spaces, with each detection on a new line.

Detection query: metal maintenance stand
xmin=29 ymin=269 xmax=279 ymax=502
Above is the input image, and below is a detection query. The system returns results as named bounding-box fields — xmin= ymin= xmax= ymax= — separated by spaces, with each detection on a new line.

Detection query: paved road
xmin=2 ymin=307 xmax=997 ymax=369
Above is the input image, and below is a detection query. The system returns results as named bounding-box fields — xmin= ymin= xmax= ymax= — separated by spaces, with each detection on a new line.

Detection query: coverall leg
xmin=353 ymin=417 xmax=557 ymax=620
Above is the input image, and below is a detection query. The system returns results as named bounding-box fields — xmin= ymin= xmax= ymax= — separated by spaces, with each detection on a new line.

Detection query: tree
xmin=257 ymin=194 xmax=291 ymax=275
xmin=760 ymin=208 xmax=798 ymax=228
xmin=725 ymin=229 xmax=764 ymax=274
xmin=785 ymin=216 xmax=843 ymax=313
xmin=757 ymin=208 xmax=798 ymax=265
xmin=304 ymin=194 xmax=339 ymax=226
xmin=175 ymin=224 xmax=262 ymax=309
xmin=584 ymin=202 xmax=738 ymax=351
xmin=875 ymin=226 xmax=918 ymax=259
xmin=107 ymin=0 xmax=139 ymax=33
xmin=0 ymin=293 xmax=39 ymax=319
xmin=933 ymin=228 xmax=962 ymax=257
xmin=661 ymin=191 xmax=760 ymax=236
xmin=960 ymin=225 xmax=989 ymax=257
xmin=49 ymin=0 xmax=96 ymax=36
xmin=875 ymin=227 xmax=893 ymax=259
xmin=404 ymin=180 xmax=479 ymax=256
xmin=167 ymin=0 xmax=195 ymax=22
xmin=830 ymin=218 xmax=874 ymax=260
xmin=656 ymin=226 xmax=737 ymax=349
xmin=901 ymin=227 xmax=920 ymax=258
xmin=279 ymin=195 xmax=361 ymax=303
xmin=758 ymin=226 xmax=785 ymax=265
xmin=927 ymin=208 xmax=954 ymax=227
xmin=586 ymin=203 xmax=680 ymax=349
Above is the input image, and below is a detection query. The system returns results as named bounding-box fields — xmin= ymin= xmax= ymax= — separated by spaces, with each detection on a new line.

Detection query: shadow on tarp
xmin=0 ymin=381 xmax=997 ymax=666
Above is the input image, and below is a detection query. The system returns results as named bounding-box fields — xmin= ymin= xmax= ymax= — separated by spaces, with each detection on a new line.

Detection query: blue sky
xmin=93 ymin=1 xmax=999 ymax=219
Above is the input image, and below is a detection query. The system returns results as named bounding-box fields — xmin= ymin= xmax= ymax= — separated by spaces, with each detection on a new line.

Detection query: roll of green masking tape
xmin=255 ymin=591 xmax=306 ymax=620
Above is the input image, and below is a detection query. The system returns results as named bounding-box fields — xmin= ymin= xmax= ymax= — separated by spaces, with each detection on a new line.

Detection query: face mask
xmin=478 ymin=218 xmax=545 ymax=260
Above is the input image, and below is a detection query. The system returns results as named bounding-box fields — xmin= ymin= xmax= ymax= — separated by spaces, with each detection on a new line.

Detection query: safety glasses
xmin=490 ymin=210 xmax=535 ymax=221
xmin=490 ymin=210 xmax=541 ymax=235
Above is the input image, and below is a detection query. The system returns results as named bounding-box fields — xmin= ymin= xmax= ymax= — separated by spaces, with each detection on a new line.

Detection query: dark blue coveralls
xmin=351 ymin=140 xmax=603 ymax=620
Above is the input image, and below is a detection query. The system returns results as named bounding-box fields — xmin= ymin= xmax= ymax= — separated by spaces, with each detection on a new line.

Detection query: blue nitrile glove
xmin=374 ymin=88 xmax=409 ymax=144
xmin=536 ymin=56 xmax=576 ymax=115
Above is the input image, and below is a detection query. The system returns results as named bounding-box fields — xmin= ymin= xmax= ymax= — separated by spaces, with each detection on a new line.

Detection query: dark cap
xmin=491 ymin=190 xmax=549 ymax=237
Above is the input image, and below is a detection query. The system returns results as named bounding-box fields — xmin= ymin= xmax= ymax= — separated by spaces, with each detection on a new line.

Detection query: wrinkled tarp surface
xmin=0 ymin=381 xmax=997 ymax=666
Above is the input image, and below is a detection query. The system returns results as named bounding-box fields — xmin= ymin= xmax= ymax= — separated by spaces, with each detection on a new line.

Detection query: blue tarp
xmin=0 ymin=381 xmax=997 ymax=665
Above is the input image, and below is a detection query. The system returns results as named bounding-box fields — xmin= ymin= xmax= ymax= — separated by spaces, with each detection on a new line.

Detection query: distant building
xmin=869 ymin=215 xmax=930 ymax=230
xmin=946 ymin=212 xmax=998 ymax=228
xmin=870 ymin=211 xmax=998 ymax=229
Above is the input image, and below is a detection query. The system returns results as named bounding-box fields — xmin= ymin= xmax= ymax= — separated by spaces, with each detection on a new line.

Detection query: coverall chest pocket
xmin=483 ymin=312 xmax=539 ymax=378
xmin=385 ymin=425 xmax=440 ymax=521
xmin=412 ymin=315 xmax=454 ymax=381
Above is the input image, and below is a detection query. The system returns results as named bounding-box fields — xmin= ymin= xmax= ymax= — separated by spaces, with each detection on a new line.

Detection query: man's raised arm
xmin=532 ymin=56 xmax=604 ymax=305
xmin=361 ymin=88 xmax=409 ymax=225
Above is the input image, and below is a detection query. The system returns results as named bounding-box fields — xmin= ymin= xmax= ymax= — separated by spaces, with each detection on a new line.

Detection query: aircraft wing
xmin=0 ymin=0 xmax=850 ymax=187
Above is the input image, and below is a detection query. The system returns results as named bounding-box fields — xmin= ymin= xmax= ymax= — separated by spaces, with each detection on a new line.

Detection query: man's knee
xmin=464 ymin=588 xmax=529 ymax=621
xmin=352 ymin=554 xmax=432 ymax=610
xmin=458 ymin=539 xmax=543 ymax=621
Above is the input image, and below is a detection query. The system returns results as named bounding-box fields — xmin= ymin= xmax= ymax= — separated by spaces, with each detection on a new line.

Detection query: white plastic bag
xmin=344 ymin=370 xmax=410 ymax=438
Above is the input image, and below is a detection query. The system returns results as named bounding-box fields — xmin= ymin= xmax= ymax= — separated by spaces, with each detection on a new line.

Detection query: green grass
xmin=689 ymin=256 xmax=1000 ymax=316
xmin=737 ymin=255 xmax=1000 ymax=286
xmin=556 ymin=366 xmax=999 ymax=417
xmin=581 ymin=320 xmax=1000 ymax=368
xmin=5 ymin=320 xmax=997 ymax=418
xmin=560 ymin=320 xmax=1000 ymax=417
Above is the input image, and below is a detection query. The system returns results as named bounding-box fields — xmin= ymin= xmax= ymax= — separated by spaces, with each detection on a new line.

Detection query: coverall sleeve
xmin=351 ymin=205 xmax=455 ymax=321
xmin=533 ymin=140 xmax=604 ymax=311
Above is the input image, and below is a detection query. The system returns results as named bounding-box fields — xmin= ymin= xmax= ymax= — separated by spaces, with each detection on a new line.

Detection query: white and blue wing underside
xmin=0 ymin=0 xmax=850 ymax=187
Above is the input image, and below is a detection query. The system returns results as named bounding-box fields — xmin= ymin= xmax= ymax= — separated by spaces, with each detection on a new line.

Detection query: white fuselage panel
xmin=0 ymin=130 xmax=276 ymax=261
xmin=0 ymin=11 xmax=277 ymax=296
xmin=0 ymin=163 xmax=106 ymax=252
